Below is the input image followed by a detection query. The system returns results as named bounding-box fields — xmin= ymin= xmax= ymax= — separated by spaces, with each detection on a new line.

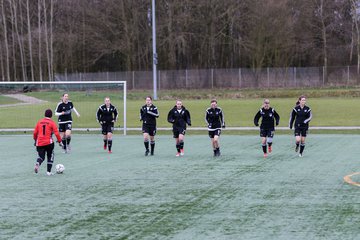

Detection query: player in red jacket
xmin=33 ymin=109 xmax=63 ymax=175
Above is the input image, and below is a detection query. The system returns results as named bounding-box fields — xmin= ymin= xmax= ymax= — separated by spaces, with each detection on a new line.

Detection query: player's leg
xmin=174 ymin=130 xmax=181 ymax=156
xmin=294 ymin=129 xmax=301 ymax=152
xmin=179 ymin=132 xmax=185 ymax=156
xmin=107 ymin=123 xmax=114 ymax=153
xmin=45 ymin=143 xmax=55 ymax=175
xmin=102 ymin=124 xmax=108 ymax=150
xmin=299 ymin=131 xmax=307 ymax=156
xmin=143 ymin=124 xmax=150 ymax=156
xmin=209 ymin=131 xmax=216 ymax=156
xmin=150 ymin=131 xmax=156 ymax=156
xmin=107 ymin=132 xmax=113 ymax=153
xmin=65 ymin=124 xmax=72 ymax=151
xmin=59 ymin=124 xmax=67 ymax=152
xmin=267 ymin=130 xmax=274 ymax=153
xmin=35 ymin=146 xmax=46 ymax=173
xmin=214 ymin=134 xmax=220 ymax=156
xmin=260 ymin=129 xmax=267 ymax=157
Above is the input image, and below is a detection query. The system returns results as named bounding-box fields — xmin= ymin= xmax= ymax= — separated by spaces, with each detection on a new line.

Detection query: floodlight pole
xmin=152 ymin=0 xmax=158 ymax=100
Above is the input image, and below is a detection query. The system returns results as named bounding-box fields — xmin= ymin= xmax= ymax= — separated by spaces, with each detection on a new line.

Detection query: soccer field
xmin=1 ymin=134 xmax=360 ymax=239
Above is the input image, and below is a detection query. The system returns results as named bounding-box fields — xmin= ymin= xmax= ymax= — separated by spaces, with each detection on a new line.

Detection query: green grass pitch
xmin=1 ymin=134 xmax=360 ymax=239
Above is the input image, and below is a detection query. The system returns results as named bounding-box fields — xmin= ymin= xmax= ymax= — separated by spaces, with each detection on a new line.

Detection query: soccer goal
xmin=0 ymin=81 xmax=127 ymax=135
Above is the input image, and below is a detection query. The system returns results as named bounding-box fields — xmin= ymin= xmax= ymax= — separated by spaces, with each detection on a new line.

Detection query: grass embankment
xmin=0 ymin=88 xmax=360 ymax=129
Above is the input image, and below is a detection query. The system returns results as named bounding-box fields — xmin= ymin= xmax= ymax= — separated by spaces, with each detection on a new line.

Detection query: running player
xmin=33 ymin=109 xmax=63 ymax=175
xmin=167 ymin=100 xmax=191 ymax=157
xmin=289 ymin=95 xmax=312 ymax=157
xmin=254 ymin=99 xmax=280 ymax=158
xmin=140 ymin=96 xmax=159 ymax=156
xmin=55 ymin=93 xmax=80 ymax=153
xmin=96 ymin=97 xmax=118 ymax=153
xmin=205 ymin=99 xmax=225 ymax=157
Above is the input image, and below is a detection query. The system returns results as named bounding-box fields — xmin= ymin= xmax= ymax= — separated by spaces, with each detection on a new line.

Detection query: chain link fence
xmin=55 ymin=66 xmax=360 ymax=89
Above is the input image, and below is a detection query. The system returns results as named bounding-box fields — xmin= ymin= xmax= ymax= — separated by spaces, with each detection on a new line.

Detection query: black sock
xmin=213 ymin=149 xmax=217 ymax=155
xmin=62 ymin=139 xmax=66 ymax=149
xmin=37 ymin=157 xmax=43 ymax=165
xmin=66 ymin=136 xmax=71 ymax=145
xmin=296 ymin=142 xmax=300 ymax=148
xmin=150 ymin=141 xmax=155 ymax=154
xmin=108 ymin=140 xmax=112 ymax=151
xmin=144 ymin=141 xmax=149 ymax=150
xmin=180 ymin=141 xmax=184 ymax=150
xmin=300 ymin=143 xmax=305 ymax=154
xmin=262 ymin=144 xmax=267 ymax=153
xmin=47 ymin=158 xmax=53 ymax=172
xmin=104 ymin=139 xmax=107 ymax=147
xmin=176 ymin=144 xmax=181 ymax=153
xmin=268 ymin=142 xmax=272 ymax=147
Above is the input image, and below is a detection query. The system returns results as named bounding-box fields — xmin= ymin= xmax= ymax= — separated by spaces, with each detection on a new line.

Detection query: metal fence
xmin=55 ymin=66 xmax=360 ymax=89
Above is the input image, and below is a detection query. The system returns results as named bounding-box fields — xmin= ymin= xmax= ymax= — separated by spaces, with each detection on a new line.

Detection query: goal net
xmin=0 ymin=81 xmax=127 ymax=135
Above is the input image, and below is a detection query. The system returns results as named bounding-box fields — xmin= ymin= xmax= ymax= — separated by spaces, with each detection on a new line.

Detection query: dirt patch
xmin=0 ymin=94 xmax=47 ymax=108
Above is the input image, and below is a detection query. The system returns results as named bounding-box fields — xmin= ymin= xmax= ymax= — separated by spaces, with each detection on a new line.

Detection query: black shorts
xmin=36 ymin=143 xmax=54 ymax=162
xmin=173 ymin=127 xmax=186 ymax=138
xmin=208 ymin=129 xmax=221 ymax=138
xmin=142 ymin=124 xmax=157 ymax=136
xmin=260 ymin=129 xmax=274 ymax=138
xmin=59 ymin=123 xmax=72 ymax=132
xmin=295 ymin=128 xmax=308 ymax=137
xmin=102 ymin=122 xmax=114 ymax=135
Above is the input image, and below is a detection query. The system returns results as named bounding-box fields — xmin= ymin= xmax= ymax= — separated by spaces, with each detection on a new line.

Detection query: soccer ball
xmin=55 ymin=164 xmax=65 ymax=174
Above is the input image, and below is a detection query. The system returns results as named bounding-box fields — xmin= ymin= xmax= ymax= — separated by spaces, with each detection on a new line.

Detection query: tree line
xmin=0 ymin=0 xmax=360 ymax=82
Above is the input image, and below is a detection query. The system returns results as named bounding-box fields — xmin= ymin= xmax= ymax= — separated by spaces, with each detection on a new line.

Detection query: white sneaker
xmin=46 ymin=172 xmax=54 ymax=176
xmin=299 ymin=153 xmax=303 ymax=157
xmin=66 ymin=145 xmax=71 ymax=153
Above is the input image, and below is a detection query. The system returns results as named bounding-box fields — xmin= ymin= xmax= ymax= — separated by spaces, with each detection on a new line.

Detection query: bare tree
xmin=1 ymin=0 xmax=10 ymax=81
xmin=26 ymin=0 xmax=34 ymax=81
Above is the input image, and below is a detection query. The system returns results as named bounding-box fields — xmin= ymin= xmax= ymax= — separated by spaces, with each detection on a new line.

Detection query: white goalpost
xmin=0 ymin=81 xmax=127 ymax=135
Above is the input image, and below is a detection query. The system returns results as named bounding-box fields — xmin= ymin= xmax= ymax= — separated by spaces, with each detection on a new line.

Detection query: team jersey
xmin=254 ymin=107 xmax=280 ymax=130
xmin=96 ymin=104 xmax=118 ymax=123
xmin=205 ymin=107 xmax=225 ymax=131
xmin=140 ymin=104 xmax=159 ymax=126
xmin=167 ymin=106 xmax=191 ymax=129
xmin=289 ymin=105 xmax=312 ymax=129
xmin=55 ymin=101 xmax=74 ymax=124
xmin=33 ymin=117 xmax=62 ymax=147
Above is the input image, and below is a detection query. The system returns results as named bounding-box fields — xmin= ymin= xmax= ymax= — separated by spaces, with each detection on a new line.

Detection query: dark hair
xmin=211 ymin=99 xmax=217 ymax=104
xmin=296 ymin=95 xmax=306 ymax=105
xmin=45 ymin=109 xmax=52 ymax=118
xmin=146 ymin=96 xmax=152 ymax=100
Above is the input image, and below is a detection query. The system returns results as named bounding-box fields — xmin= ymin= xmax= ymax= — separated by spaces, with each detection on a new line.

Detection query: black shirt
xmin=140 ymin=104 xmax=159 ymax=126
xmin=205 ymin=107 xmax=225 ymax=130
xmin=55 ymin=101 xmax=74 ymax=124
xmin=254 ymin=107 xmax=280 ymax=130
xmin=289 ymin=105 xmax=312 ymax=129
xmin=96 ymin=104 xmax=118 ymax=123
xmin=167 ymin=106 xmax=191 ymax=129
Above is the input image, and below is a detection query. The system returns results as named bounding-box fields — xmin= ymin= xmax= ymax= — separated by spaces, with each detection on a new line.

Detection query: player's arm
xmin=167 ymin=110 xmax=175 ymax=123
xmin=54 ymin=103 xmax=63 ymax=116
xmin=73 ymin=107 xmax=80 ymax=117
xmin=274 ymin=109 xmax=280 ymax=126
xmin=220 ymin=109 xmax=225 ymax=128
xmin=113 ymin=107 xmax=119 ymax=122
xmin=289 ymin=109 xmax=296 ymax=129
xmin=147 ymin=107 xmax=159 ymax=118
xmin=186 ymin=110 xmax=191 ymax=126
xmin=205 ymin=110 xmax=210 ymax=126
xmin=52 ymin=121 xmax=62 ymax=143
xmin=304 ymin=109 xmax=312 ymax=124
xmin=33 ymin=122 xmax=39 ymax=143
xmin=254 ymin=110 xmax=261 ymax=126
xmin=96 ymin=107 xmax=102 ymax=124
